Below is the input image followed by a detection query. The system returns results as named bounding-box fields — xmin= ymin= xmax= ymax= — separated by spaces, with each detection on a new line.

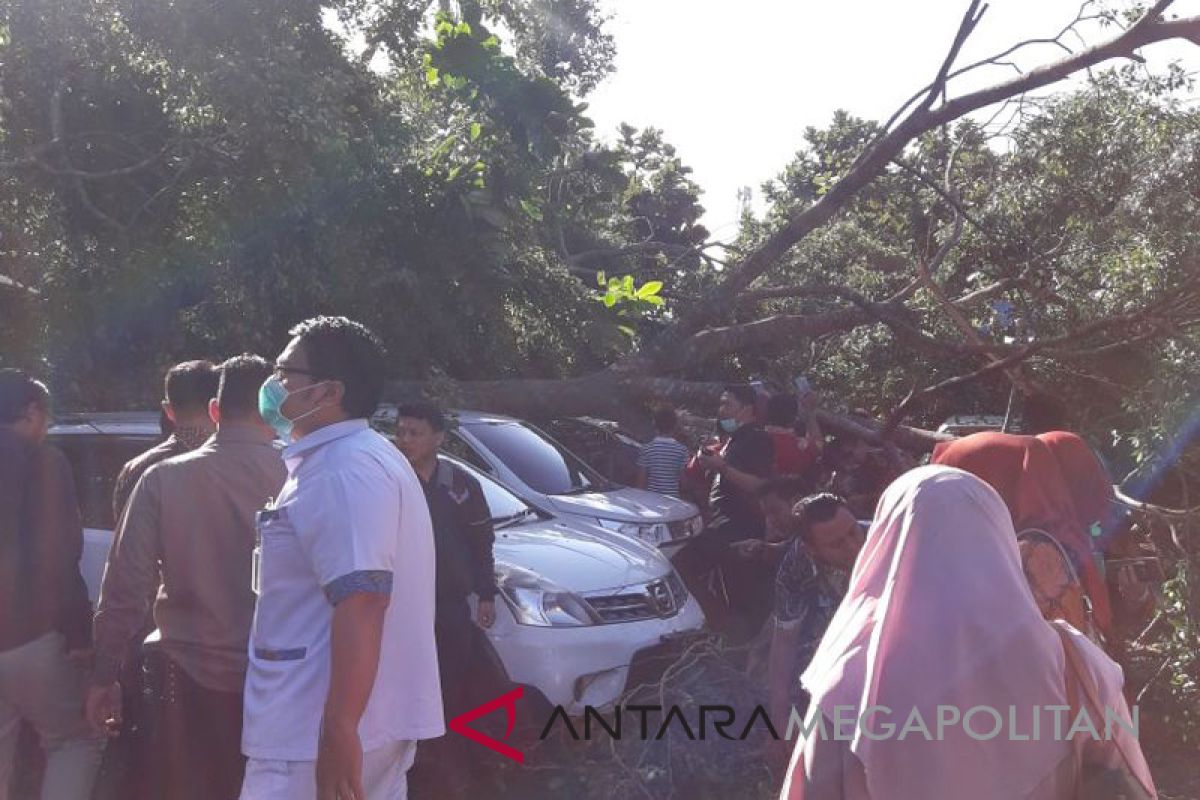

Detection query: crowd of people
xmin=638 ymin=384 xmax=1158 ymax=799
xmin=0 ymin=315 xmax=1163 ymax=800
xmin=0 ymin=317 xmax=504 ymax=800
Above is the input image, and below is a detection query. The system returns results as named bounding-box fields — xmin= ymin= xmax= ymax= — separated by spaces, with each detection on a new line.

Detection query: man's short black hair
xmin=218 ymin=355 xmax=272 ymax=420
xmin=397 ymin=402 xmax=446 ymax=433
xmin=165 ymin=360 xmax=219 ymax=416
xmin=765 ymin=393 xmax=799 ymax=427
xmin=0 ymin=369 xmax=49 ymax=423
xmin=793 ymin=493 xmax=848 ymax=537
xmin=653 ymin=406 xmax=677 ymax=434
xmin=723 ymin=384 xmax=757 ymax=408
xmin=757 ymin=476 xmax=811 ymax=503
xmin=288 ymin=316 xmax=387 ymax=419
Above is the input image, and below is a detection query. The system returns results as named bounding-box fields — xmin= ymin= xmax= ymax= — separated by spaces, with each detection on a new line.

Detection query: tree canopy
xmin=2 ymin=0 xmax=1200 ymax=451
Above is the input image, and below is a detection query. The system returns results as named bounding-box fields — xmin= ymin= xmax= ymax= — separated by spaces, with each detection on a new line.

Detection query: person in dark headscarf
xmin=931 ymin=432 xmax=1113 ymax=643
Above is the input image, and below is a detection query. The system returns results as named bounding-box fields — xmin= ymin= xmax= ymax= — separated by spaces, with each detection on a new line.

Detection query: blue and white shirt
xmin=637 ymin=436 xmax=691 ymax=497
xmin=242 ymin=419 xmax=444 ymax=761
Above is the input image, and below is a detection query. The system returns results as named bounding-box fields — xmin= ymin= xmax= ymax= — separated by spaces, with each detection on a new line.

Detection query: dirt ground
xmin=416 ymin=641 xmax=1200 ymax=800
xmin=13 ymin=639 xmax=1199 ymax=799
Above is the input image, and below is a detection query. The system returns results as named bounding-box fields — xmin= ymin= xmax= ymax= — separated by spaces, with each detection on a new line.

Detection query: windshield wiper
xmin=558 ymin=486 xmax=599 ymax=496
xmin=491 ymin=508 xmax=537 ymax=528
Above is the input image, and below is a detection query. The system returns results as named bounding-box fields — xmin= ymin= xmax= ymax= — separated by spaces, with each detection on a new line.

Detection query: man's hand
xmin=84 ymin=682 xmax=122 ymax=738
xmin=476 ymin=599 xmax=496 ymax=629
xmin=316 ymin=717 xmax=364 ymax=800
xmin=1116 ymin=564 xmax=1152 ymax=607
xmin=730 ymin=539 xmax=765 ymax=561
xmin=697 ymin=452 xmax=725 ymax=472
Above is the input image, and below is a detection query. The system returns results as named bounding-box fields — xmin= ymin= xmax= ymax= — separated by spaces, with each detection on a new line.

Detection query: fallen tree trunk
xmin=384 ymin=372 xmax=952 ymax=451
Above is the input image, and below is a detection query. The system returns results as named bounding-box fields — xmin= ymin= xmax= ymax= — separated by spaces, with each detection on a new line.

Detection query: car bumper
xmin=485 ymin=593 xmax=706 ymax=715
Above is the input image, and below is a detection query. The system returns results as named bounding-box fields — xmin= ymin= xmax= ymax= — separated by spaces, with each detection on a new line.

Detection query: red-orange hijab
xmin=931 ymin=432 xmax=1113 ymax=637
xmin=1037 ymin=431 xmax=1115 ymax=537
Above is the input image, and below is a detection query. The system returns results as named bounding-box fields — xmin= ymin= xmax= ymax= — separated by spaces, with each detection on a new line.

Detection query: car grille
xmin=585 ymin=574 xmax=689 ymax=624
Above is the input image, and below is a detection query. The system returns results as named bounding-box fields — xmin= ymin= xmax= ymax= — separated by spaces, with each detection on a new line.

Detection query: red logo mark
xmin=448 ymin=685 xmax=525 ymax=764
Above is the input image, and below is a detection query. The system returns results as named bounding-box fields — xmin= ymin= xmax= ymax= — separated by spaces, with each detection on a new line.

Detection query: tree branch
xmin=565 ymin=240 xmax=722 ymax=274
xmin=653 ymin=2 xmax=1200 ymax=363
xmin=383 ymin=372 xmax=951 ymax=451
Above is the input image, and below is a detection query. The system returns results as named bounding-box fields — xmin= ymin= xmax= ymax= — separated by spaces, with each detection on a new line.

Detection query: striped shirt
xmin=637 ymin=436 xmax=691 ymax=497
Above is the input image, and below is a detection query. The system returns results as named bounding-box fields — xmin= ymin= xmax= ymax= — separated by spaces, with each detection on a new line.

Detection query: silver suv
xmin=374 ymin=407 xmax=703 ymax=552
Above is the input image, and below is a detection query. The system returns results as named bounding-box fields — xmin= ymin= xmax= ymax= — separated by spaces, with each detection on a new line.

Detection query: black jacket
xmin=419 ymin=459 xmax=497 ymax=603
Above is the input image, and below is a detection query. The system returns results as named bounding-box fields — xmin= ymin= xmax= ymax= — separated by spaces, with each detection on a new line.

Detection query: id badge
xmin=251 ymin=541 xmax=262 ymax=595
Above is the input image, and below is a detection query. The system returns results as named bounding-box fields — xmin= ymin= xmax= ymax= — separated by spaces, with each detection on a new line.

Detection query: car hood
xmin=545 ymin=487 xmax=697 ymax=524
xmin=494 ymin=517 xmax=670 ymax=594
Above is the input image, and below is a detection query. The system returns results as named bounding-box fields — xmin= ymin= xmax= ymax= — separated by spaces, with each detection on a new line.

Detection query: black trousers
xmin=672 ymin=520 xmax=774 ymax=642
xmin=137 ymin=650 xmax=244 ymax=800
xmin=436 ymin=598 xmax=479 ymax=720
xmin=410 ymin=597 xmax=507 ymax=799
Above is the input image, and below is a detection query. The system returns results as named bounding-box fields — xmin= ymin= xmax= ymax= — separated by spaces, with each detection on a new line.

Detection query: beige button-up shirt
xmin=93 ymin=424 xmax=285 ymax=692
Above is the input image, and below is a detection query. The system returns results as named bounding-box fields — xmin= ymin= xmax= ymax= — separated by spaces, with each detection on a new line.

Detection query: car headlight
xmin=594 ymin=518 xmax=671 ymax=545
xmin=496 ymin=563 xmax=597 ymax=627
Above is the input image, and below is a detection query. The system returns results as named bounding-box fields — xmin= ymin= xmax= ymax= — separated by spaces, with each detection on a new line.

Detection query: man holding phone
xmin=672 ymin=385 xmax=775 ymax=640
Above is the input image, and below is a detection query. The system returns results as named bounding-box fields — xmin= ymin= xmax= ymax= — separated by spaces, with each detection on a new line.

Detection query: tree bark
xmin=383 ymin=372 xmax=952 ymax=451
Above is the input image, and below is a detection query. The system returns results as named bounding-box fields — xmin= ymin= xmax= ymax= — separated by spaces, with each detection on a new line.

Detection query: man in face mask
xmin=241 ymin=317 xmax=443 ymax=800
xmin=671 ymin=384 xmax=775 ymax=640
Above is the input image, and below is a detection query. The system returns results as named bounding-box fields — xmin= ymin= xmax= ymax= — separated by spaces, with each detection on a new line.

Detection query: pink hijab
xmin=791 ymin=465 xmax=1152 ymax=799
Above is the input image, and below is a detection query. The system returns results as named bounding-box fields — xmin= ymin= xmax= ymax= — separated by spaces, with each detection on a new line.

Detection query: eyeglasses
xmin=273 ymin=364 xmax=322 ymax=379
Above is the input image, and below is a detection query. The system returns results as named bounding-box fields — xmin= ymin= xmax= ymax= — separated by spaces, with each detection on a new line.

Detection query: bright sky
xmin=587 ymin=0 xmax=1200 ymax=239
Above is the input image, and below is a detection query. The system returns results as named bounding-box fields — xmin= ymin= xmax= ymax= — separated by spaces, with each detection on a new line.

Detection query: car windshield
xmin=464 ymin=421 xmax=608 ymax=496
xmin=447 ymin=457 xmax=535 ymax=523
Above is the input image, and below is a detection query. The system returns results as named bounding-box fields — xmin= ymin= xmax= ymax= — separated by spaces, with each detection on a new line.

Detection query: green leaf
xmin=425 ymin=66 xmax=440 ymax=87
xmin=596 ymin=270 xmax=607 ymax=287
xmin=642 ymin=295 xmax=665 ymax=307
xmin=617 ymin=324 xmax=636 ymax=338
xmin=470 ymin=122 xmax=482 ymax=141
xmin=519 ymin=199 xmax=543 ymax=221
xmin=636 ymin=280 xmax=663 ymax=298
xmin=623 ymin=274 xmax=635 ymax=293
xmin=602 ymin=292 xmax=617 ymax=308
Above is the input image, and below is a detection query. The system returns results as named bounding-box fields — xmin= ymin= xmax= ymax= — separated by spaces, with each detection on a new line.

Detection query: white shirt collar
xmin=283 ymin=418 xmax=370 ymax=465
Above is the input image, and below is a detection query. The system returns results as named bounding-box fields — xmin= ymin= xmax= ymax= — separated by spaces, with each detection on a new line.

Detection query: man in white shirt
xmin=241 ymin=316 xmax=443 ymax=800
